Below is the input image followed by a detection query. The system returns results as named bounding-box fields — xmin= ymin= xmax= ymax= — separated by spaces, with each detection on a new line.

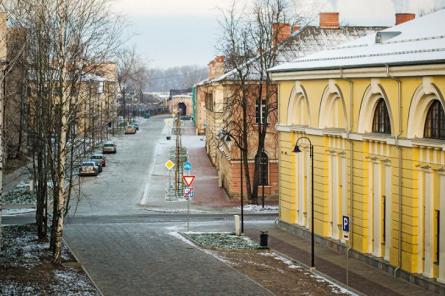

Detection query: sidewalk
xmin=244 ymin=224 xmax=435 ymax=296
xmin=181 ymin=130 xmax=238 ymax=208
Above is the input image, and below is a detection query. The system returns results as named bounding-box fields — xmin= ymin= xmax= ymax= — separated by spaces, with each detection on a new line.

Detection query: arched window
xmin=424 ymin=100 xmax=445 ymax=140
xmin=372 ymin=99 xmax=391 ymax=134
xmin=256 ymin=152 xmax=269 ymax=186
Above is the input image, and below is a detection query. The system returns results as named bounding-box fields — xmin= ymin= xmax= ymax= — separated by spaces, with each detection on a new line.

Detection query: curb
xmin=171 ymin=232 xmax=275 ymax=296
xmin=271 ymin=249 xmax=365 ymax=296
xmin=62 ymin=237 xmax=104 ymax=296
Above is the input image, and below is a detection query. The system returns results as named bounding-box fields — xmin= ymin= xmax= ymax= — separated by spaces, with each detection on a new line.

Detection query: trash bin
xmin=260 ymin=231 xmax=268 ymax=248
xmin=166 ymin=136 xmax=171 ymax=140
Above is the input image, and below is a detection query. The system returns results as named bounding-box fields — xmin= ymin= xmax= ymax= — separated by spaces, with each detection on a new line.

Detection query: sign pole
xmin=183 ymin=160 xmax=193 ymax=232
xmin=343 ymin=215 xmax=350 ymax=286
xmin=187 ymin=192 xmax=190 ymax=231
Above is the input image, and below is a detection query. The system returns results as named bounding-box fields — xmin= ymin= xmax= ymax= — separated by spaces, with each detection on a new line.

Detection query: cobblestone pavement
xmin=64 ymin=219 xmax=273 ymax=296
xmin=60 ymin=116 xmax=273 ymax=295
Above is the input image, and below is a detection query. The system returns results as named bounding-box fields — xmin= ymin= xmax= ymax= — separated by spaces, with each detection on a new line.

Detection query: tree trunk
xmin=52 ymin=1 xmax=69 ymax=264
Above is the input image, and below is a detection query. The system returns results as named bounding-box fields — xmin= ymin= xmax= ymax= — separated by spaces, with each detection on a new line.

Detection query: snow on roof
xmin=269 ymin=10 xmax=445 ymax=73
xmin=210 ymin=25 xmax=385 ymax=83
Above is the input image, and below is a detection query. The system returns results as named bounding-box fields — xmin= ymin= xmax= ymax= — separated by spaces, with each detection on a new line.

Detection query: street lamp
xmin=293 ymin=136 xmax=315 ymax=268
xmin=223 ymin=130 xmax=244 ymax=233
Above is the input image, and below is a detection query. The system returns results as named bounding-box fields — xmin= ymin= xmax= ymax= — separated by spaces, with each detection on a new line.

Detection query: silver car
xmin=79 ymin=161 xmax=100 ymax=176
xmin=102 ymin=141 xmax=117 ymax=154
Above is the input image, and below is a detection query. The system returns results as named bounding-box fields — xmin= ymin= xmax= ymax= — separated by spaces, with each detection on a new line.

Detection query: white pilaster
xmin=332 ymin=154 xmax=340 ymax=239
xmin=373 ymin=161 xmax=382 ymax=257
xmin=438 ymin=172 xmax=445 ymax=283
xmin=298 ymin=152 xmax=304 ymax=226
xmin=424 ymin=170 xmax=434 ymax=278
xmin=384 ymin=163 xmax=392 ymax=262
xmin=418 ymin=169 xmax=425 ymax=274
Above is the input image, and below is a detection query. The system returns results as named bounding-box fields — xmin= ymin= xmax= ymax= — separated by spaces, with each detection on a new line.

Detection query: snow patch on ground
xmin=3 ymin=208 xmax=36 ymax=216
xmin=168 ymin=231 xmax=231 ymax=264
xmin=144 ymin=208 xmax=205 ymax=214
xmin=236 ymin=204 xmax=279 ymax=213
xmin=261 ymin=251 xmax=356 ymax=295
xmin=182 ymin=136 xmax=205 ymax=149
xmin=260 ymin=252 xmax=302 ymax=270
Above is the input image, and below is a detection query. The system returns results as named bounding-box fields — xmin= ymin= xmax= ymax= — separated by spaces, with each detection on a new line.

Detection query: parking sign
xmin=343 ymin=216 xmax=349 ymax=232
xmin=343 ymin=216 xmax=350 ymax=240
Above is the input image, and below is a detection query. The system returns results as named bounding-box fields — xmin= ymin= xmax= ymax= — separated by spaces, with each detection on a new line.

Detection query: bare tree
xmin=116 ymin=47 xmax=136 ymax=124
xmin=219 ymin=0 xmax=293 ymax=202
xmin=3 ymin=0 xmax=124 ymax=262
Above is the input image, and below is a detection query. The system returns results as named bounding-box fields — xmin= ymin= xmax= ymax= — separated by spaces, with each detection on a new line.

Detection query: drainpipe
xmin=387 ymin=64 xmax=403 ymax=277
xmin=340 ymin=68 xmax=354 ymax=260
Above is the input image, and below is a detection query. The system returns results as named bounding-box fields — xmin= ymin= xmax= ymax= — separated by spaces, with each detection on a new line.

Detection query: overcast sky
xmin=110 ymin=0 xmax=445 ymax=68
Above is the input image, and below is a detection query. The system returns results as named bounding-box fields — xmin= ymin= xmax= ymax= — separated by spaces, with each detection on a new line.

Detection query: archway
xmin=178 ymin=102 xmax=187 ymax=116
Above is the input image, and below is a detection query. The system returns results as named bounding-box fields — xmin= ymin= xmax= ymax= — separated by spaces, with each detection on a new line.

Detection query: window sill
xmin=411 ymin=138 xmax=445 ymax=149
xmin=362 ymin=133 xmax=393 ymax=143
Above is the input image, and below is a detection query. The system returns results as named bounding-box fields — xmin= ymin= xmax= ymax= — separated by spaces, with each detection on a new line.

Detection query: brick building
xmin=194 ymin=12 xmax=386 ymax=200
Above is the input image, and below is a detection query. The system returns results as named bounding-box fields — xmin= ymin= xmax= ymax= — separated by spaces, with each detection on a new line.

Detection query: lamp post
xmin=223 ymin=131 xmax=244 ymax=233
xmin=293 ymin=136 xmax=315 ymax=268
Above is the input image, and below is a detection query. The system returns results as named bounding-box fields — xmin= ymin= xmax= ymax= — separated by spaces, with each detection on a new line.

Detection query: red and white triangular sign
xmin=183 ymin=175 xmax=196 ymax=187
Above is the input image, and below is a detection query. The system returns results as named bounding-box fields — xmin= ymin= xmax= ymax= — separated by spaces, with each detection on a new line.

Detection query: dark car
xmin=89 ymin=158 xmax=103 ymax=173
xmin=91 ymin=154 xmax=106 ymax=167
xmin=132 ymin=123 xmax=139 ymax=131
xmin=79 ymin=161 xmax=100 ymax=176
xmin=102 ymin=141 xmax=117 ymax=154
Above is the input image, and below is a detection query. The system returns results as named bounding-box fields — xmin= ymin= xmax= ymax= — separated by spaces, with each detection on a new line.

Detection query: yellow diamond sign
xmin=165 ymin=160 xmax=175 ymax=170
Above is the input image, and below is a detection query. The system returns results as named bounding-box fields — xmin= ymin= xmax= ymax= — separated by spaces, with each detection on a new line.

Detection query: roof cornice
xmin=270 ymin=63 xmax=445 ymax=81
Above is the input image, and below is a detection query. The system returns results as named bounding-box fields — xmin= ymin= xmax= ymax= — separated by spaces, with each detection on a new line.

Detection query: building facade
xmin=168 ymin=94 xmax=192 ymax=116
xmin=195 ymin=13 xmax=385 ymax=200
xmin=270 ymin=11 xmax=445 ymax=287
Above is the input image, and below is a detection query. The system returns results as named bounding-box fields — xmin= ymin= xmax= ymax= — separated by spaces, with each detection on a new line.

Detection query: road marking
xmin=140 ymin=183 xmax=150 ymax=205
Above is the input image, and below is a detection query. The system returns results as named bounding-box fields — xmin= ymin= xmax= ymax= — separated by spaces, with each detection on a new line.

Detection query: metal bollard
xmin=260 ymin=231 xmax=268 ymax=248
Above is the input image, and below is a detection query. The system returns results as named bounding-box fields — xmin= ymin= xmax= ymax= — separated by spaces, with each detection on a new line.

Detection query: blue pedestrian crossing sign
xmin=183 ymin=160 xmax=192 ymax=172
xmin=342 ymin=216 xmax=349 ymax=232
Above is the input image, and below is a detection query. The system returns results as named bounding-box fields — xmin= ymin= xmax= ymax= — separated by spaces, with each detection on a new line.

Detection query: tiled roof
xmin=269 ymin=10 xmax=445 ymax=72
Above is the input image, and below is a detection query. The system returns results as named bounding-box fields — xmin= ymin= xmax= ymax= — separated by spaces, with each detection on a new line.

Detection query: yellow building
xmin=270 ymin=10 xmax=445 ymax=288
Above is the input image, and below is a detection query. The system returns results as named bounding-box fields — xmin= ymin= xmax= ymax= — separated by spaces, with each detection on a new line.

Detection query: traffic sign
xmin=343 ymin=216 xmax=350 ymax=240
xmin=165 ymin=160 xmax=175 ymax=170
xmin=183 ymin=160 xmax=192 ymax=171
xmin=183 ymin=175 xmax=196 ymax=187
xmin=342 ymin=216 xmax=349 ymax=232
xmin=183 ymin=187 xmax=194 ymax=200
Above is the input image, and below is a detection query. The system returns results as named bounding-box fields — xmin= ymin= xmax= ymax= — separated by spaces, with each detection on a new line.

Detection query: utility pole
xmin=174 ymin=112 xmax=183 ymax=198
xmin=0 ymin=12 xmax=8 ymax=249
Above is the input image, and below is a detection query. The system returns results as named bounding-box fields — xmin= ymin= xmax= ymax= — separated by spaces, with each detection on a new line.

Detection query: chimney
xmin=272 ymin=23 xmax=291 ymax=47
xmin=319 ymin=12 xmax=339 ymax=29
xmin=395 ymin=13 xmax=415 ymax=25
xmin=208 ymin=56 xmax=225 ymax=80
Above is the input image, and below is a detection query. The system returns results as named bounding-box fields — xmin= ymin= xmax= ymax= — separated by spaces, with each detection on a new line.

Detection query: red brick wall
xmin=319 ymin=12 xmax=339 ymax=29
xmin=226 ymin=161 xmax=279 ymax=198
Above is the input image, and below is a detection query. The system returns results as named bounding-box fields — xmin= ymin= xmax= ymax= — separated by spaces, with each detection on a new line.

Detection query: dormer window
xmin=424 ymin=100 xmax=445 ymax=140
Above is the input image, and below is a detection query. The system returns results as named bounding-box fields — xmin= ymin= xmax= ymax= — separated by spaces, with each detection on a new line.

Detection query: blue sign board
xmin=183 ymin=160 xmax=192 ymax=172
xmin=342 ymin=216 xmax=350 ymax=232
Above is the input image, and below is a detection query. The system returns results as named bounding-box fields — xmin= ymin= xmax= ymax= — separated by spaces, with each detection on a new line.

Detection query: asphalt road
xmin=60 ymin=115 xmax=274 ymax=296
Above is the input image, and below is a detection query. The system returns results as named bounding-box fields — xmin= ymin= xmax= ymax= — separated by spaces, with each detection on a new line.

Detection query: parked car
xmin=79 ymin=161 xmax=100 ymax=176
xmin=125 ymin=125 xmax=137 ymax=134
xmin=89 ymin=158 xmax=103 ymax=173
xmin=91 ymin=153 xmax=106 ymax=167
xmin=102 ymin=141 xmax=117 ymax=154
xmin=132 ymin=123 xmax=139 ymax=131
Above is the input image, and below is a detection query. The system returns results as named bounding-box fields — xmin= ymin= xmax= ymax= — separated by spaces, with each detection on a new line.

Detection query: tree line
xmin=0 ymin=0 xmax=133 ymax=263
